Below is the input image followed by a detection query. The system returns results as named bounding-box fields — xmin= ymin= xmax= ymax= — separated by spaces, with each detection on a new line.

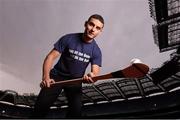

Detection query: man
xmin=31 ymin=14 xmax=104 ymax=118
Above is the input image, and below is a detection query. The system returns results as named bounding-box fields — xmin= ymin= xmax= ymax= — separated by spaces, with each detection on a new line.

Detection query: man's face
xmin=84 ymin=18 xmax=103 ymax=41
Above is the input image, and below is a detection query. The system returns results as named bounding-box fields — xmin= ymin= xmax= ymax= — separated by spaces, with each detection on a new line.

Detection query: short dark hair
xmin=88 ymin=14 xmax=104 ymax=25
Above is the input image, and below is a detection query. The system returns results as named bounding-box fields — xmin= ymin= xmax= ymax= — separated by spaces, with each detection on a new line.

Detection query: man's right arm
xmin=40 ymin=49 xmax=61 ymax=88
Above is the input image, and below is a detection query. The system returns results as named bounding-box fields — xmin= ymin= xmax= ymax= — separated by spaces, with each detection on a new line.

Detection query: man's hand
xmin=40 ymin=78 xmax=55 ymax=88
xmin=83 ymin=72 xmax=95 ymax=84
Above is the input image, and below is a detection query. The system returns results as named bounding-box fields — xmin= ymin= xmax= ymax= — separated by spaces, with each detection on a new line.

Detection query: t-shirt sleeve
xmin=54 ymin=35 xmax=69 ymax=53
xmin=91 ymin=46 xmax=102 ymax=67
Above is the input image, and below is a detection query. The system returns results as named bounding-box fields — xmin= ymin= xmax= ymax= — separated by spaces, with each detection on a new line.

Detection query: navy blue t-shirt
xmin=52 ymin=33 xmax=102 ymax=78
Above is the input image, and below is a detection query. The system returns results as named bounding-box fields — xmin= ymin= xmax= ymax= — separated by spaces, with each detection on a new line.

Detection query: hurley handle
xmin=51 ymin=63 xmax=149 ymax=86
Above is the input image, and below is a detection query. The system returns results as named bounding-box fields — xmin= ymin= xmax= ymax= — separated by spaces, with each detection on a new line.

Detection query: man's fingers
xmin=47 ymin=82 xmax=50 ymax=87
xmin=40 ymin=82 xmax=44 ymax=88
xmin=47 ymin=79 xmax=55 ymax=87
xmin=88 ymin=77 xmax=94 ymax=83
xmin=40 ymin=81 xmax=46 ymax=88
xmin=83 ymin=75 xmax=94 ymax=84
xmin=50 ymin=79 xmax=55 ymax=84
xmin=40 ymin=79 xmax=55 ymax=88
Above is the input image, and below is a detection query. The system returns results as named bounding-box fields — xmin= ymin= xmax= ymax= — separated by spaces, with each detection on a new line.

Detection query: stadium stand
xmin=1 ymin=54 xmax=180 ymax=118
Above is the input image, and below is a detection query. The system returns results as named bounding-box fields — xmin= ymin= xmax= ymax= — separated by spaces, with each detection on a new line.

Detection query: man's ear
xmin=84 ymin=21 xmax=88 ymax=27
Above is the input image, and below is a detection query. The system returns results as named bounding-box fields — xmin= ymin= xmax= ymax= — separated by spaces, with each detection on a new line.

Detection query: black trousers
xmin=31 ymin=74 xmax=82 ymax=118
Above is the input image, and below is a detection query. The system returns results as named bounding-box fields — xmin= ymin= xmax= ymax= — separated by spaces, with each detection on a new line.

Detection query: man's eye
xmin=96 ymin=27 xmax=101 ymax=30
xmin=88 ymin=22 xmax=94 ymax=26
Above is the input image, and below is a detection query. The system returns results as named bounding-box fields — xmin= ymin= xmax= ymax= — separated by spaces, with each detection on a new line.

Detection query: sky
xmin=0 ymin=0 xmax=174 ymax=94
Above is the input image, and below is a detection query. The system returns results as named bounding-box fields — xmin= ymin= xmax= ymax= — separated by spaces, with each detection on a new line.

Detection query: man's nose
xmin=92 ymin=26 xmax=96 ymax=32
